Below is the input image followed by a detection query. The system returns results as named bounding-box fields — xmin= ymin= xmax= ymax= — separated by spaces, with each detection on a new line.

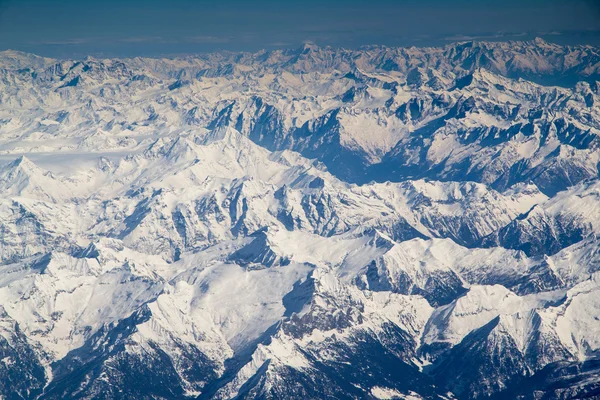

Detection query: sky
xmin=1 ymin=0 xmax=600 ymax=58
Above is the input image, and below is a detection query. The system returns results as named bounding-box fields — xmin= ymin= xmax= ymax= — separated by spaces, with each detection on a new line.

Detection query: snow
xmin=371 ymin=386 xmax=417 ymax=399
xmin=0 ymin=41 xmax=598 ymax=398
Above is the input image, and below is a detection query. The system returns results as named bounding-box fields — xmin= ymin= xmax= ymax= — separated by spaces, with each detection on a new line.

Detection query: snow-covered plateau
xmin=0 ymin=39 xmax=599 ymax=399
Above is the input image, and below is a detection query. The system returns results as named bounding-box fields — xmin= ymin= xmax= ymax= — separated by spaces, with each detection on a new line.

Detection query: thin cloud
xmin=268 ymin=41 xmax=293 ymax=47
xmin=119 ymin=36 xmax=172 ymax=44
xmin=185 ymin=36 xmax=232 ymax=44
xmin=30 ymin=38 xmax=89 ymax=45
xmin=538 ymin=31 xmax=563 ymax=36
xmin=443 ymin=32 xmax=528 ymax=41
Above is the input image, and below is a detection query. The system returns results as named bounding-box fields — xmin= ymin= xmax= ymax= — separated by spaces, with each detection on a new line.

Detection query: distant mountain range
xmin=0 ymin=39 xmax=599 ymax=399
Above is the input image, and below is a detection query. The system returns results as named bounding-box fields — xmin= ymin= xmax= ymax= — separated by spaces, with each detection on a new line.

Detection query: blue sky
xmin=1 ymin=0 xmax=600 ymax=58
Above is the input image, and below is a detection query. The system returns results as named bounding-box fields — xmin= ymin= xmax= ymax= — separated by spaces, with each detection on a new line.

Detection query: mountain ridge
xmin=0 ymin=40 xmax=599 ymax=399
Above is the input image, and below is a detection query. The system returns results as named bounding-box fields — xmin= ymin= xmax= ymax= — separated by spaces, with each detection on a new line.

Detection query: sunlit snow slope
xmin=0 ymin=39 xmax=599 ymax=399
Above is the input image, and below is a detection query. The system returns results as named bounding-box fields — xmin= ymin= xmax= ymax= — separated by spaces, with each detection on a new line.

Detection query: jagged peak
xmin=200 ymin=125 xmax=246 ymax=146
xmin=515 ymin=204 xmax=547 ymax=221
xmin=503 ymin=181 xmax=544 ymax=197
xmin=6 ymin=154 xmax=32 ymax=167
xmin=0 ymin=49 xmax=53 ymax=60
xmin=298 ymin=41 xmax=320 ymax=54
xmin=2 ymin=156 xmax=48 ymax=176
xmin=0 ymin=49 xmax=34 ymax=57
xmin=531 ymin=37 xmax=552 ymax=47
xmin=496 ymin=310 xmax=543 ymax=352
xmin=229 ymin=226 xmax=291 ymax=269
xmin=0 ymin=50 xmax=57 ymax=72
xmin=342 ymin=227 xmax=398 ymax=254
xmin=0 ymin=156 xmax=74 ymax=203
xmin=142 ymin=136 xmax=199 ymax=163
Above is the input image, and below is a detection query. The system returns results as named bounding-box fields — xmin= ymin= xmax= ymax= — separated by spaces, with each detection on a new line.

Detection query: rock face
xmin=0 ymin=40 xmax=599 ymax=399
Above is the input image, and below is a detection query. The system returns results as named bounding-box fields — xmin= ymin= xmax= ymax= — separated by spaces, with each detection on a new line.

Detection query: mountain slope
xmin=0 ymin=41 xmax=599 ymax=399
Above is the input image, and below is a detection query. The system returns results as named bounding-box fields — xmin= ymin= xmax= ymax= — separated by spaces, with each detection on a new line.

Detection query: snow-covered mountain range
xmin=0 ymin=39 xmax=599 ymax=399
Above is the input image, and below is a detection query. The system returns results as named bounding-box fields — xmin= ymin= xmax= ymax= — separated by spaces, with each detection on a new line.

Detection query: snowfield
xmin=0 ymin=39 xmax=599 ymax=399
